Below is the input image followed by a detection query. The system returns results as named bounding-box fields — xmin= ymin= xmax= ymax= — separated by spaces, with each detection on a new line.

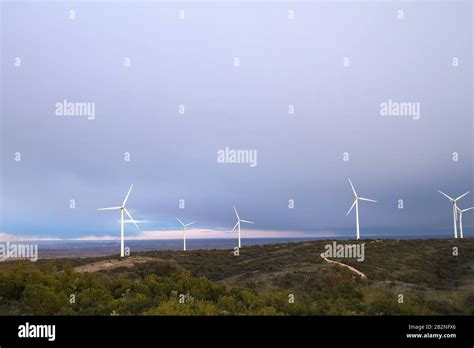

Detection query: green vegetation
xmin=0 ymin=239 xmax=472 ymax=315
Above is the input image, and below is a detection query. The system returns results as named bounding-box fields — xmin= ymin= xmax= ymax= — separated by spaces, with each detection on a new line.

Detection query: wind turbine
xmin=438 ymin=190 xmax=470 ymax=238
xmin=97 ymin=185 xmax=139 ymax=257
xmin=176 ymin=218 xmax=196 ymax=251
xmin=346 ymin=178 xmax=377 ymax=240
xmin=456 ymin=206 xmax=474 ymax=239
xmin=231 ymin=206 xmax=254 ymax=248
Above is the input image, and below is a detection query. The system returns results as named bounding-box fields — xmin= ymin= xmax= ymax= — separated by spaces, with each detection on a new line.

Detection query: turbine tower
xmin=346 ymin=178 xmax=377 ymax=240
xmin=98 ymin=185 xmax=139 ymax=257
xmin=176 ymin=218 xmax=196 ymax=251
xmin=456 ymin=206 xmax=474 ymax=239
xmin=232 ymin=206 xmax=254 ymax=248
xmin=438 ymin=190 xmax=470 ymax=238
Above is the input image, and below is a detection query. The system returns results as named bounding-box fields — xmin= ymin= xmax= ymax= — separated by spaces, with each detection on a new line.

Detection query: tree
xmin=22 ymin=284 xmax=67 ymax=315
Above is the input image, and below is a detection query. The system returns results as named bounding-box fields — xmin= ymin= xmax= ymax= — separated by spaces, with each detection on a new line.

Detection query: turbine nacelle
xmin=232 ymin=206 xmax=254 ymax=231
xmin=458 ymin=206 xmax=474 ymax=213
xmin=176 ymin=218 xmax=196 ymax=228
xmin=98 ymin=207 xmax=139 ymax=229
xmin=346 ymin=178 xmax=377 ymax=216
xmin=438 ymin=190 xmax=470 ymax=203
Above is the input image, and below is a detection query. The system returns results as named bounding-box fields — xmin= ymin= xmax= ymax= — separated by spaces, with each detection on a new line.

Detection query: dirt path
xmin=74 ymin=256 xmax=155 ymax=273
xmin=320 ymin=252 xmax=367 ymax=280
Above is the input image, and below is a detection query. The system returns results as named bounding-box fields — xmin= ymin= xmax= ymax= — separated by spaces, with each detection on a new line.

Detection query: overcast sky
xmin=1 ymin=0 xmax=472 ymax=240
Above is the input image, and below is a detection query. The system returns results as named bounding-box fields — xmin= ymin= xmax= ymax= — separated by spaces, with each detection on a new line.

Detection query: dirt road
xmin=320 ymin=252 xmax=368 ymax=280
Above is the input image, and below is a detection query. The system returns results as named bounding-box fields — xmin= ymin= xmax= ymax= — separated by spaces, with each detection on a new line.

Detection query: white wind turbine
xmin=97 ymin=185 xmax=139 ymax=257
xmin=346 ymin=178 xmax=377 ymax=240
xmin=438 ymin=190 xmax=470 ymax=238
xmin=231 ymin=206 xmax=254 ymax=248
xmin=456 ymin=206 xmax=474 ymax=239
xmin=176 ymin=218 xmax=196 ymax=251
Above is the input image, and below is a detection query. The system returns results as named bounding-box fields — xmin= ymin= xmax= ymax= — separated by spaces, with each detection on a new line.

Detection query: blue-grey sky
xmin=1 ymin=0 xmax=473 ymax=240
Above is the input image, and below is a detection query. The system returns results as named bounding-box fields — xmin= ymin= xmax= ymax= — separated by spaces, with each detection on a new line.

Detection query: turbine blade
xmin=462 ymin=207 xmax=474 ymax=212
xmin=124 ymin=208 xmax=139 ymax=229
xmin=186 ymin=221 xmax=197 ymax=226
xmin=231 ymin=221 xmax=239 ymax=232
xmin=438 ymin=190 xmax=454 ymax=201
xmin=348 ymin=178 xmax=357 ymax=197
xmin=176 ymin=217 xmax=185 ymax=226
xmin=233 ymin=206 xmax=240 ymax=220
xmin=359 ymin=197 xmax=377 ymax=203
xmin=240 ymin=219 xmax=254 ymax=224
xmin=455 ymin=191 xmax=470 ymax=201
xmin=346 ymin=200 xmax=356 ymax=216
xmin=123 ymin=184 xmax=134 ymax=206
xmin=97 ymin=206 xmax=122 ymax=211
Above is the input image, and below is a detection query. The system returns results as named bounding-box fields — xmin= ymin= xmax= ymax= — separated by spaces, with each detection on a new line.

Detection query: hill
xmin=0 ymin=239 xmax=472 ymax=315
